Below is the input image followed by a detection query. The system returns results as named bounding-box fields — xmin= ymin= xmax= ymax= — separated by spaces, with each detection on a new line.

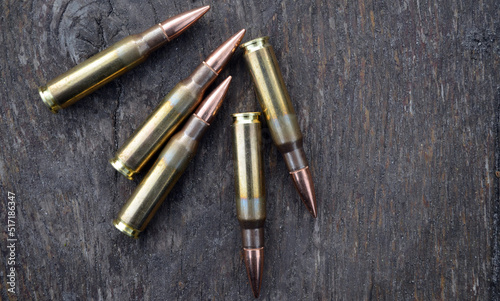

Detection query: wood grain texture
xmin=1 ymin=0 xmax=499 ymax=300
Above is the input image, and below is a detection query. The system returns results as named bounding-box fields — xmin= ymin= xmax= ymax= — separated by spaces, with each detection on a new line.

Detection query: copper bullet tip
xmin=290 ymin=166 xmax=318 ymax=218
xmin=194 ymin=76 xmax=232 ymax=124
xmin=205 ymin=29 xmax=246 ymax=74
xmin=244 ymin=248 xmax=264 ymax=298
xmin=160 ymin=5 xmax=210 ymax=41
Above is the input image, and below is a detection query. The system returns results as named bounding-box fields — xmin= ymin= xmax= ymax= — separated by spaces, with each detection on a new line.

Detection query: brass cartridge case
xmin=110 ymin=64 xmax=217 ymax=179
xmin=231 ymin=112 xmax=265 ymax=298
xmin=241 ymin=36 xmax=317 ymax=218
xmin=110 ymin=29 xmax=245 ymax=180
xmin=38 ymin=6 xmax=210 ymax=113
xmin=114 ymin=77 xmax=231 ymax=238
xmin=232 ymin=112 xmax=266 ymax=248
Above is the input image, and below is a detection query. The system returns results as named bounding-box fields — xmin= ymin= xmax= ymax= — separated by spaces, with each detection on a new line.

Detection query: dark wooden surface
xmin=1 ymin=0 xmax=499 ymax=300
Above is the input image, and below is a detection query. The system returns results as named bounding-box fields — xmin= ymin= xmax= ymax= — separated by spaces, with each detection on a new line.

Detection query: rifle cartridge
xmin=232 ymin=112 xmax=266 ymax=298
xmin=38 ymin=6 xmax=210 ymax=113
xmin=110 ymin=29 xmax=246 ymax=180
xmin=241 ymin=36 xmax=318 ymax=218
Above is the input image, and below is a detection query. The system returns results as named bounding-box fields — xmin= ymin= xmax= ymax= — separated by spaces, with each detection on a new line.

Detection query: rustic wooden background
xmin=1 ymin=0 xmax=499 ymax=300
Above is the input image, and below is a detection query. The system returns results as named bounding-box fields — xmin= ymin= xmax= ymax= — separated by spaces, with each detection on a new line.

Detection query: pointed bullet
xmin=205 ymin=29 xmax=246 ymax=73
xmin=113 ymin=77 xmax=233 ymax=238
xmin=291 ymin=166 xmax=317 ymax=218
xmin=244 ymin=248 xmax=264 ymax=298
xmin=160 ymin=5 xmax=210 ymax=40
xmin=38 ymin=5 xmax=210 ymax=113
xmin=195 ymin=76 xmax=232 ymax=124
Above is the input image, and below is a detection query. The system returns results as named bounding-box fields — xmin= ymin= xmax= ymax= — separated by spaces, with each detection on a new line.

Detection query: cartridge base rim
xmin=109 ymin=157 xmax=135 ymax=180
xmin=113 ymin=218 xmax=141 ymax=239
xmin=38 ymin=86 xmax=61 ymax=114
xmin=240 ymin=36 xmax=270 ymax=54
xmin=232 ymin=112 xmax=261 ymax=124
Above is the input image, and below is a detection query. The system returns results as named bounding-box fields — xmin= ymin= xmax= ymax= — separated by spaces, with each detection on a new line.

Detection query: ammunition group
xmin=38 ymin=6 xmax=318 ymax=299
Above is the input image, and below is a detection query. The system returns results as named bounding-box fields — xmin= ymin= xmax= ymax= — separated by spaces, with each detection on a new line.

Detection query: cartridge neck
xmin=241 ymin=228 xmax=264 ymax=249
xmin=281 ymin=143 xmax=308 ymax=172
xmin=139 ymin=25 xmax=170 ymax=53
xmin=182 ymin=114 xmax=210 ymax=141
xmin=184 ymin=63 xmax=218 ymax=94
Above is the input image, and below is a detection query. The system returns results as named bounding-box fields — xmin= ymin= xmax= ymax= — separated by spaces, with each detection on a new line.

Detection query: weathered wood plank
xmin=0 ymin=0 xmax=498 ymax=300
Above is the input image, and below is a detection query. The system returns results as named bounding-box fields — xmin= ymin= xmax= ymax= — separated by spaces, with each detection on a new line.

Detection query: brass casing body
xmin=110 ymin=64 xmax=217 ymax=180
xmin=39 ymin=26 xmax=168 ymax=113
xmin=114 ymin=116 xmax=208 ymax=238
xmin=232 ymin=113 xmax=266 ymax=248
xmin=241 ymin=37 xmax=308 ymax=172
